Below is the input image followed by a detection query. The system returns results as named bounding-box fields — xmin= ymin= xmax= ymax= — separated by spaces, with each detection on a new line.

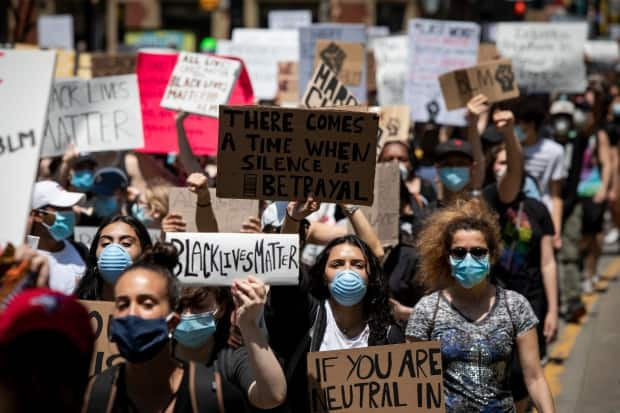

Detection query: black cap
xmin=481 ymin=125 xmax=503 ymax=145
xmin=435 ymin=139 xmax=473 ymax=162
xmin=92 ymin=167 xmax=128 ymax=196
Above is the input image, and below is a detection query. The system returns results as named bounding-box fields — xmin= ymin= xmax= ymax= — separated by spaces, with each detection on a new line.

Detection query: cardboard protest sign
xmin=80 ymin=300 xmax=123 ymax=376
xmin=276 ymin=61 xmax=299 ymax=107
xmin=347 ymin=162 xmax=400 ymax=246
xmin=55 ymin=49 xmax=76 ymax=78
xmin=41 ymin=74 xmax=144 ymax=157
xmin=495 ymin=22 xmax=587 ymax=93
xmin=75 ymin=226 xmax=161 ymax=249
xmin=216 ymin=105 xmax=378 ymax=205
xmin=407 ymin=19 xmax=480 ymax=126
xmin=439 ymin=59 xmax=519 ymax=110
xmin=372 ymin=35 xmax=407 ymax=106
xmin=584 ymin=40 xmax=620 ymax=63
xmin=77 ymin=53 xmax=136 ymax=79
xmin=136 ymin=50 xmax=254 ymax=155
xmin=0 ymin=50 xmax=56 ymax=246
xmin=165 ymin=232 xmax=300 ymax=286
xmin=268 ymin=10 xmax=312 ymax=30
xmin=302 ymin=62 xmax=360 ymax=108
xmin=168 ymin=188 xmax=259 ymax=233
xmin=38 ymin=15 xmax=74 ymax=50
xmin=478 ymin=42 xmax=500 ymax=63
xmin=374 ymin=105 xmax=411 ymax=151
xmin=314 ymin=40 xmax=364 ymax=86
xmin=299 ymin=24 xmax=367 ymax=102
xmin=125 ymin=30 xmax=196 ymax=51
xmin=161 ymin=52 xmax=241 ymax=118
xmin=307 ymin=341 xmax=444 ymax=412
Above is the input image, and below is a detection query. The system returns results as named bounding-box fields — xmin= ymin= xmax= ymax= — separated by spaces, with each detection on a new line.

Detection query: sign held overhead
xmin=302 ymin=62 xmax=359 ymax=108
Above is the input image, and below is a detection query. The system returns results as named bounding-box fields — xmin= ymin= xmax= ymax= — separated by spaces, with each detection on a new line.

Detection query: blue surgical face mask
xmin=98 ymin=243 xmax=133 ymax=284
xmin=43 ymin=211 xmax=76 ymax=241
xmin=71 ymin=170 xmax=94 ymax=192
xmin=110 ymin=315 xmax=170 ymax=363
xmin=95 ymin=196 xmax=119 ymax=218
xmin=514 ymin=125 xmax=526 ymax=142
xmin=449 ymin=253 xmax=490 ymax=289
xmin=329 ymin=269 xmax=367 ymax=307
xmin=438 ymin=167 xmax=470 ymax=192
xmin=131 ymin=203 xmax=153 ymax=225
xmin=173 ymin=311 xmax=217 ymax=349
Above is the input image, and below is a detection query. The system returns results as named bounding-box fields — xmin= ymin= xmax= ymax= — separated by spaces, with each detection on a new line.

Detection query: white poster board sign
xmin=0 ymin=50 xmax=56 ymax=246
xmin=406 ymin=19 xmax=480 ymax=126
xmin=38 ymin=15 xmax=74 ymax=50
xmin=75 ymin=226 xmax=161 ymax=249
xmin=495 ymin=22 xmax=587 ymax=93
xmin=41 ymin=74 xmax=144 ymax=157
xmin=160 ymin=52 xmax=241 ymax=118
xmin=268 ymin=10 xmax=312 ymax=30
xmin=372 ymin=35 xmax=407 ymax=106
xmin=584 ymin=40 xmax=620 ymax=63
xmin=165 ymin=232 xmax=300 ymax=286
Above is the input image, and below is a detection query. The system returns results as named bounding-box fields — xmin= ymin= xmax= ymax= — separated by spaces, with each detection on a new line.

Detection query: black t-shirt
xmin=482 ymin=185 xmax=555 ymax=297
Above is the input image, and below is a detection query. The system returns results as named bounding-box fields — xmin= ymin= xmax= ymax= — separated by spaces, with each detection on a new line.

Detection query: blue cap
xmin=92 ymin=167 xmax=128 ymax=196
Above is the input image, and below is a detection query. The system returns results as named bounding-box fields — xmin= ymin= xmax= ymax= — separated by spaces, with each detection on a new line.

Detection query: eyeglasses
xmin=449 ymin=247 xmax=489 ymax=260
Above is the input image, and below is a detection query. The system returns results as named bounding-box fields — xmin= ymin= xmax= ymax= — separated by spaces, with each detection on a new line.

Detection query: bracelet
xmin=286 ymin=211 xmax=301 ymax=222
xmin=343 ymin=205 xmax=360 ymax=216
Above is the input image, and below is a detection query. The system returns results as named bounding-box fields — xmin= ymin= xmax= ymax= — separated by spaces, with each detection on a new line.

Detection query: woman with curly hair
xmin=406 ymin=199 xmax=555 ymax=413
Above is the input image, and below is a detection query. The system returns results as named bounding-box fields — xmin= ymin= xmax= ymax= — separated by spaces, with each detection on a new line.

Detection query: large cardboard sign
xmin=216 ymin=105 xmax=378 ymax=205
xmin=372 ymin=35 xmax=407 ymax=106
xmin=161 ymin=52 xmax=241 ymax=118
xmin=314 ymin=40 xmax=364 ymax=86
xmin=302 ymin=62 xmax=360 ymax=108
xmin=307 ymin=341 xmax=445 ymax=412
xmin=439 ymin=59 xmax=519 ymax=110
xmin=74 ymin=226 xmax=161 ymax=249
xmin=38 ymin=15 xmax=74 ymax=50
xmin=168 ymin=188 xmax=259 ymax=233
xmin=407 ymin=19 xmax=480 ymax=126
xmin=268 ymin=10 xmax=312 ymax=30
xmin=374 ymin=105 xmax=411 ymax=151
xmin=495 ymin=22 xmax=587 ymax=93
xmin=0 ymin=51 xmax=56 ymax=246
xmin=81 ymin=300 xmax=123 ymax=376
xmin=299 ymin=24 xmax=367 ymax=102
xmin=165 ymin=232 xmax=300 ymax=286
xmin=276 ymin=61 xmax=299 ymax=107
xmin=41 ymin=74 xmax=144 ymax=157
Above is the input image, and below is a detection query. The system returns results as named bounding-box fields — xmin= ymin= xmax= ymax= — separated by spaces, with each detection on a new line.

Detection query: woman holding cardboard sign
xmin=405 ymin=198 xmax=555 ymax=413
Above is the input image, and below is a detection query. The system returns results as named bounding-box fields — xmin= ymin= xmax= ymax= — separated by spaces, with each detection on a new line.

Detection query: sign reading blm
xmin=216 ymin=105 xmax=378 ymax=205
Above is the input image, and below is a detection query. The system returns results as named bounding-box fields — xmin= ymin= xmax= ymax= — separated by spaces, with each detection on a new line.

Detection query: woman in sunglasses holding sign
xmin=405 ymin=199 xmax=555 ymax=413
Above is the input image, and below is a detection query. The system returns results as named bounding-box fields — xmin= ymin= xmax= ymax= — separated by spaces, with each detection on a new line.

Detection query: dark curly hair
xmin=308 ymin=235 xmax=392 ymax=344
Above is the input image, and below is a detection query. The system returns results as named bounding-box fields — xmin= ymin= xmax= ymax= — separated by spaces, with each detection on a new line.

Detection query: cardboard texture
xmin=80 ymin=300 xmax=123 ymax=376
xmin=375 ymin=105 xmax=411 ymax=150
xmin=77 ymin=53 xmax=136 ymax=79
xmin=54 ymin=49 xmax=75 ymax=78
xmin=168 ymin=188 xmax=259 ymax=233
xmin=367 ymin=50 xmax=376 ymax=92
xmin=307 ymin=341 xmax=445 ymax=412
xmin=478 ymin=43 xmax=500 ymax=63
xmin=372 ymin=35 xmax=407 ymax=106
xmin=164 ymin=232 xmax=300 ymax=286
xmin=314 ymin=40 xmax=364 ymax=86
xmin=302 ymin=62 xmax=360 ymax=108
xmin=216 ymin=105 xmax=378 ymax=205
xmin=276 ymin=61 xmax=299 ymax=106
xmin=439 ymin=59 xmax=520 ymax=110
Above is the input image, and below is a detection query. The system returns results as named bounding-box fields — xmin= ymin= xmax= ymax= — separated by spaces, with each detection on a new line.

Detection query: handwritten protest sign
xmin=372 ymin=35 xmax=407 ymax=106
xmin=276 ymin=61 xmax=299 ymax=107
xmin=307 ymin=341 xmax=445 ymax=412
xmin=165 ymin=232 xmax=300 ymax=286
xmin=439 ymin=59 xmax=519 ymax=110
xmin=302 ymin=62 xmax=360 ymax=108
xmin=495 ymin=22 xmax=587 ymax=93
xmin=0 ymin=51 xmax=56 ymax=246
xmin=81 ymin=300 xmax=122 ymax=376
xmin=374 ymin=105 xmax=411 ymax=151
xmin=216 ymin=106 xmax=378 ymax=205
xmin=38 ymin=15 xmax=74 ymax=50
xmin=584 ymin=40 xmax=620 ymax=63
xmin=407 ymin=19 xmax=480 ymax=126
xmin=478 ymin=43 xmax=500 ymax=63
xmin=314 ymin=40 xmax=364 ymax=86
xmin=41 ymin=74 xmax=144 ymax=157
xmin=75 ymin=226 xmax=161 ymax=249
xmin=268 ymin=10 xmax=312 ymax=30
xmin=168 ymin=188 xmax=259 ymax=233
xmin=299 ymin=24 xmax=367 ymax=102
xmin=161 ymin=52 xmax=241 ymax=118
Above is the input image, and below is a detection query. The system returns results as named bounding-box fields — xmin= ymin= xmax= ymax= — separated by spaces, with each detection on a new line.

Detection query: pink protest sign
xmin=136 ymin=50 xmax=254 ymax=155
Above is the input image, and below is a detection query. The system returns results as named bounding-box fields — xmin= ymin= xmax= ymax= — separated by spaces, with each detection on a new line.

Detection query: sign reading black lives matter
xmin=216 ymin=105 xmax=378 ymax=205
xmin=307 ymin=341 xmax=445 ymax=413
xmin=165 ymin=232 xmax=300 ymax=286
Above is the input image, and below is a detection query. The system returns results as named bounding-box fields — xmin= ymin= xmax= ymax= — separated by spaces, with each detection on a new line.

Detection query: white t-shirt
xmin=319 ymin=300 xmax=369 ymax=352
xmin=523 ymin=137 xmax=566 ymax=214
xmin=38 ymin=241 xmax=86 ymax=294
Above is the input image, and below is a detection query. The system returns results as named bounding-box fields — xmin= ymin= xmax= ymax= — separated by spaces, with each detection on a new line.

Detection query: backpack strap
xmin=83 ymin=364 xmax=122 ymax=413
xmin=189 ymin=362 xmax=223 ymax=413
xmin=285 ymin=302 xmax=322 ymax=381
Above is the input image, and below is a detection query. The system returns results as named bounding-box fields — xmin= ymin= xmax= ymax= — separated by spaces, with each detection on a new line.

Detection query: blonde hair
xmin=145 ymin=178 xmax=172 ymax=218
xmin=416 ymin=198 xmax=502 ymax=292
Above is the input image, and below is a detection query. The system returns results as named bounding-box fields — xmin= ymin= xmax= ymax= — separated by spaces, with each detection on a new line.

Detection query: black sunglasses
xmin=449 ymin=247 xmax=489 ymax=260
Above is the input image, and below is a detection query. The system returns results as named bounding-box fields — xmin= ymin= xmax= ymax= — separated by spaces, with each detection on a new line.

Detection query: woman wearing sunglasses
xmin=406 ymin=199 xmax=555 ymax=413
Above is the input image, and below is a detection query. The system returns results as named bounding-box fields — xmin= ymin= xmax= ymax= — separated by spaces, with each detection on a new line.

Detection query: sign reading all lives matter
xmin=216 ymin=105 xmax=378 ymax=205
xmin=165 ymin=232 xmax=300 ymax=286
xmin=495 ymin=22 xmax=587 ymax=93
xmin=307 ymin=341 xmax=445 ymax=413
xmin=160 ymin=52 xmax=241 ymax=118
xmin=302 ymin=62 xmax=360 ymax=108
xmin=407 ymin=19 xmax=480 ymax=126
xmin=41 ymin=74 xmax=144 ymax=157
xmin=439 ymin=59 xmax=519 ymax=110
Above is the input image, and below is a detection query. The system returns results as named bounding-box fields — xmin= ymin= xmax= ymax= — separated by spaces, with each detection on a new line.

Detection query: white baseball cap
xmin=31 ymin=181 xmax=85 ymax=210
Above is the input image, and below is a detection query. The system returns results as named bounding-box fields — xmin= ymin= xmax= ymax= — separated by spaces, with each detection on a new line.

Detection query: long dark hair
xmin=74 ymin=215 xmax=153 ymax=300
xmin=308 ymin=235 xmax=392 ymax=344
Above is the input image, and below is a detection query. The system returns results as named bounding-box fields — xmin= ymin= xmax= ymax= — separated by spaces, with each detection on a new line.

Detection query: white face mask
xmin=494 ymin=165 xmax=507 ymax=180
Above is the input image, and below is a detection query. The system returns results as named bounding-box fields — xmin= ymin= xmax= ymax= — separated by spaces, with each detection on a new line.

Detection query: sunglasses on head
xmin=449 ymin=247 xmax=489 ymax=260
